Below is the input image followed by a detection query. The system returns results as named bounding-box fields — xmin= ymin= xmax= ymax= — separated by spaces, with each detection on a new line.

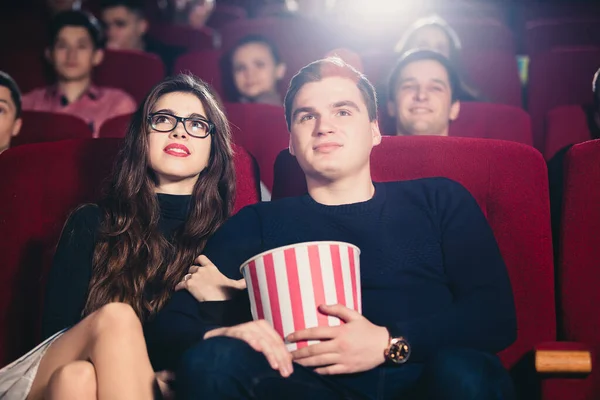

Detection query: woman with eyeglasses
xmin=0 ymin=74 xmax=239 ymax=399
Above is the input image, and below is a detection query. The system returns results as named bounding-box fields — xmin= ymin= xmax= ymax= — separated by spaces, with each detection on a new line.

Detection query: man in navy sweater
xmin=147 ymin=57 xmax=517 ymax=399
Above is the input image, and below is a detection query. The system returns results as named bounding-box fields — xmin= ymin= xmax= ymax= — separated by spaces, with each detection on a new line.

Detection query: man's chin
xmin=57 ymin=72 xmax=90 ymax=82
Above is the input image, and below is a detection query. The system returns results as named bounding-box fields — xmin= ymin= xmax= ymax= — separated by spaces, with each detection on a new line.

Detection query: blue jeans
xmin=176 ymin=337 xmax=516 ymax=400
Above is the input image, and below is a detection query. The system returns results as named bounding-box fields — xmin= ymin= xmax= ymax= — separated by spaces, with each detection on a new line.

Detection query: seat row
xmin=11 ymin=99 xmax=591 ymax=192
xmin=1 ymin=136 xmax=600 ymax=398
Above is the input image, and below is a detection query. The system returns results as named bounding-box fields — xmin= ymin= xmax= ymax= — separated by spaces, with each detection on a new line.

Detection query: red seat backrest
xmin=0 ymin=139 xmax=259 ymax=367
xmin=271 ymin=136 xmax=555 ymax=371
xmin=525 ymin=18 xmax=600 ymax=55
xmin=98 ymin=113 xmax=133 ymax=139
xmin=147 ymin=24 xmax=216 ymax=51
xmin=545 ymin=105 xmax=592 ymax=160
xmin=207 ymin=4 xmax=247 ymax=29
xmin=225 ymin=102 xmax=289 ymax=190
xmin=450 ymin=19 xmax=516 ymax=54
xmin=173 ymin=50 xmax=226 ymax=101
xmin=0 ymin=50 xmax=50 ymax=93
xmin=379 ymin=103 xmax=532 ymax=146
xmin=460 ymin=49 xmax=522 ymax=108
xmin=450 ymin=103 xmax=532 ymax=145
xmin=558 ymin=139 xmax=600 ymax=398
xmin=12 ymin=111 xmax=92 ymax=146
xmin=94 ymin=50 xmax=165 ymax=104
xmin=527 ymin=48 xmax=600 ymax=151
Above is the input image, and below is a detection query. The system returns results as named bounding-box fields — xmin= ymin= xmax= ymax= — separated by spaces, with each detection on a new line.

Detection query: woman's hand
xmin=175 ymin=255 xmax=246 ymax=301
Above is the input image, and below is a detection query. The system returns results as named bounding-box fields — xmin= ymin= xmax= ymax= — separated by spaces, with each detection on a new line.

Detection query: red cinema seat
xmin=450 ymin=103 xmax=532 ymax=145
xmin=460 ymin=49 xmax=522 ymax=108
xmin=207 ymin=4 xmax=247 ymax=29
xmin=174 ymin=50 xmax=226 ymax=101
xmin=0 ymin=139 xmax=259 ymax=367
xmin=225 ymin=103 xmax=289 ymax=191
xmin=558 ymin=139 xmax=600 ymax=400
xmin=527 ymin=48 xmax=600 ymax=151
xmin=0 ymin=14 xmax=48 ymax=51
xmin=272 ymin=135 xmax=587 ymax=399
xmin=525 ymin=18 xmax=600 ymax=56
xmin=98 ymin=113 xmax=133 ymax=139
xmin=0 ymin=50 xmax=50 ymax=94
xmin=450 ymin=18 xmax=516 ymax=54
xmin=379 ymin=103 xmax=532 ymax=146
xmin=219 ymin=17 xmax=337 ymax=98
xmin=95 ymin=50 xmax=165 ymax=104
xmin=12 ymin=111 xmax=92 ymax=146
xmin=147 ymin=24 xmax=216 ymax=52
xmin=545 ymin=105 xmax=593 ymax=160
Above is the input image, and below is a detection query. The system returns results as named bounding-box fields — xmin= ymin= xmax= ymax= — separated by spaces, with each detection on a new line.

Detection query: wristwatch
xmin=384 ymin=335 xmax=411 ymax=364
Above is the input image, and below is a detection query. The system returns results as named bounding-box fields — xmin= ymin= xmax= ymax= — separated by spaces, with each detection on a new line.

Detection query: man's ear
xmin=275 ymin=63 xmax=286 ymax=81
xmin=288 ymin=135 xmax=295 ymax=156
xmin=138 ymin=18 xmax=149 ymax=35
xmin=449 ymin=100 xmax=461 ymax=121
xmin=371 ymin=120 xmax=382 ymax=146
xmin=92 ymin=48 xmax=105 ymax=67
xmin=12 ymin=118 xmax=22 ymax=137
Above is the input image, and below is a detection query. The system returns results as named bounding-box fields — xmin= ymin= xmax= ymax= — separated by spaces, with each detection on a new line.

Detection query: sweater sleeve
xmin=144 ymin=206 xmax=262 ymax=369
xmin=388 ymin=179 xmax=517 ymax=362
xmin=41 ymin=206 xmax=100 ymax=339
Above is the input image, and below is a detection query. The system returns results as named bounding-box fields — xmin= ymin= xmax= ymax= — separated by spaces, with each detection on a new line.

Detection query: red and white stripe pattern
xmin=241 ymin=241 xmax=361 ymax=351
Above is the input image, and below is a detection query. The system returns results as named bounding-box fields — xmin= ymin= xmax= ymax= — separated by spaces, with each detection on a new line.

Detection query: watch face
xmin=389 ymin=340 xmax=410 ymax=364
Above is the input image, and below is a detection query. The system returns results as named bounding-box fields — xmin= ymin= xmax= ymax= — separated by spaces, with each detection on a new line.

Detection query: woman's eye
xmin=190 ymin=120 xmax=205 ymax=130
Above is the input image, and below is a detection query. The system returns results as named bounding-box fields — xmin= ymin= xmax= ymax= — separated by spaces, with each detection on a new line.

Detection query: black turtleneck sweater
xmin=41 ymin=194 xmax=192 ymax=340
xmin=146 ymin=179 xmax=516 ymax=368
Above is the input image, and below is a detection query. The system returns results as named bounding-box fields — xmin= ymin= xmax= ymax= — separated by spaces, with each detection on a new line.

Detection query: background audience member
xmin=100 ymin=0 xmax=148 ymax=51
xmin=228 ymin=35 xmax=286 ymax=106
xmin=395 ymin=15 xmax=480 ymax=102
xmin=387 ymin=49 xmax=461 ymax=136
xmin=169 ymin=0 xmax=215 ymax=29
xmin=0 ymin=72 xmax=22 ymax=154
xmin=21 ymin=11 xmax=136 ymax=137
xmin=100 ymin=0 xmax=180 ymax=71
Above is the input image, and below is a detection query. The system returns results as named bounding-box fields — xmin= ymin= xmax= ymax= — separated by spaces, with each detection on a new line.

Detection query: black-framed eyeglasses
xmin=148 ymin=112 xmax=215 ymax=139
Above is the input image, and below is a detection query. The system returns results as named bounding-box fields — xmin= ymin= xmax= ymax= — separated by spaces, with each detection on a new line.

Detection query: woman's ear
xmin=275 ymin=63 xmax=287 ymax=81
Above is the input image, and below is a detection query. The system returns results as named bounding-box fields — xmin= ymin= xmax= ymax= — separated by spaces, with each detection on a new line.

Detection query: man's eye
xmin=337 ymin=110 xmax=351 ymax=117
xmin=300 ymin=114 xmax=314 ymax=122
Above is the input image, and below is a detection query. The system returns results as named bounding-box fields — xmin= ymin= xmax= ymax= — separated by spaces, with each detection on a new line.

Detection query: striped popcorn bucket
xmin=240 ymin=241 xmax=361 ymax=351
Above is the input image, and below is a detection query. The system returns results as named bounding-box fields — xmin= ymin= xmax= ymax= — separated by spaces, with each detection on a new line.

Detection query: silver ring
xmin=184 ymin=273 xmax=192 ymax=282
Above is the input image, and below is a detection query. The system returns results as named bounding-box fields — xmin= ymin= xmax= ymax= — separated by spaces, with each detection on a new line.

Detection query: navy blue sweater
xmin=146 ymin=178 xmax=517 ymax=369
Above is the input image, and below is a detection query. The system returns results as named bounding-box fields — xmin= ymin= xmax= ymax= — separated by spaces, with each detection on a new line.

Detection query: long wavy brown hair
xmin=83 ymin=74 xmax=236 ymax=321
